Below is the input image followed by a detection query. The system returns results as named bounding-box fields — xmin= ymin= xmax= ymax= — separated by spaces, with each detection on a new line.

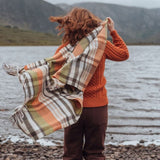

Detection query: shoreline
xmin=0 ymin=44 xmax=160 ymax=46
xmin=1 ymin=135 xmax=160 ymax=147
xmin=1 ymin=140 xmax=160 ymax=160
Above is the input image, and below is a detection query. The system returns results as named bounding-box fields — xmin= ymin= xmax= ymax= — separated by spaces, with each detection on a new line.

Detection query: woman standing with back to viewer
xmin=50 ymin=7 xmax=129 ymax=160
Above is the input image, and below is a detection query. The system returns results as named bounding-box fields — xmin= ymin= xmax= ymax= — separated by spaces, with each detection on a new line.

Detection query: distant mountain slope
xmin=58 ymin=2 xmax=160 ymax=44
xmin=0 ymin=0 xmax=160 ymax=44
xmin=0 ymin=0 xmax=65 ymax=33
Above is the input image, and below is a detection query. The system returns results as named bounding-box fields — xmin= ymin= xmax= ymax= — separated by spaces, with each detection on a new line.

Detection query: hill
xmin=0 ymin=0 xmax=160 ymax=44
xmin=0 ymin=0 xmax=65 ymax=33
xmin=57 ymin=2 xmax=160 ymax=44
xmin=0 ymin=25 xmax=61 ymax=46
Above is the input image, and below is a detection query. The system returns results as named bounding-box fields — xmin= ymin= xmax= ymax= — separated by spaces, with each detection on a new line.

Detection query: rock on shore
xmin=0 ymin=141 xmax=160 ymax=160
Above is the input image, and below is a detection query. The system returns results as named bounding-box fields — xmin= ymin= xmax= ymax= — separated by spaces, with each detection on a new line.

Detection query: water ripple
xmin=0 ymin=45 xmax=160 ymax=144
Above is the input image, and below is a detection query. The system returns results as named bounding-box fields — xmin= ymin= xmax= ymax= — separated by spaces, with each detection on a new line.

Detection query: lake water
xmin=0 ymin=45 xmax=160 ymax=146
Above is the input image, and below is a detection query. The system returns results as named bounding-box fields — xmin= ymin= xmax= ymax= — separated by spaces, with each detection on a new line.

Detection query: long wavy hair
xmin=49 ymin=8 xmax=102 ymax=46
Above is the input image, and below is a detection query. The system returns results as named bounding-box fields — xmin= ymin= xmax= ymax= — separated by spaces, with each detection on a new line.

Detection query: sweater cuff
xmin=24 ymin=65 xmax=28 ymax=70
xmin=110 ymin=30 xmax=118 ymax=37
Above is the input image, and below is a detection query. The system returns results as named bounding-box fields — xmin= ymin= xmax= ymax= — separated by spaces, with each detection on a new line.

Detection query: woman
xmin=50 ymin=8 xmax=129 ymax=160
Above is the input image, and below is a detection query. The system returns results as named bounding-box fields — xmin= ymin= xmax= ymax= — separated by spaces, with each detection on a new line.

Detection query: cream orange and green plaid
xmin=11 ymin=23 xmax=108 ymax=140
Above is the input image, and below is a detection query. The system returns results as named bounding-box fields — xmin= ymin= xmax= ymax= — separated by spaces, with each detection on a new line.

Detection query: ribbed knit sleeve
xmin=105 ymin=30 xmax=129 ymax=61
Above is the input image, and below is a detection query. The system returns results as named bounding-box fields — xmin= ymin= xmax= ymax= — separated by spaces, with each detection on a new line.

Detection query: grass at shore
xmin=0 ymin=25 xmax=61 ymax=46
xmin=0 ymin=25 xmax=160 ymax=46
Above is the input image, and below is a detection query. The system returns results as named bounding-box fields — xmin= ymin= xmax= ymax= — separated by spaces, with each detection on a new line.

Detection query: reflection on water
xmin=0 ymin=45 xmax=160 ymax=144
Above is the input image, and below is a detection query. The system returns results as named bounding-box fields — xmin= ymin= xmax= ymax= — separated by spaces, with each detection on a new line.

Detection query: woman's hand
xmin=107 ymin=17 xmax=115 ymax=33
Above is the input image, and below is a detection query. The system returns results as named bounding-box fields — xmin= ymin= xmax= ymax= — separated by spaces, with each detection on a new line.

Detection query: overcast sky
xmin=44 ymin=0 xmax=160 ymax=9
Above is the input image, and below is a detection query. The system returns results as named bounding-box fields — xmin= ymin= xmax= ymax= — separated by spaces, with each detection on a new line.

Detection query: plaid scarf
xmin=11 ymin=23 xmax=108 ymax=140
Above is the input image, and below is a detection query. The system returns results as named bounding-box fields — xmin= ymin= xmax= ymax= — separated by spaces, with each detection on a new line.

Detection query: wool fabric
xmin=56 ymin=30 xmax=129 ymax=108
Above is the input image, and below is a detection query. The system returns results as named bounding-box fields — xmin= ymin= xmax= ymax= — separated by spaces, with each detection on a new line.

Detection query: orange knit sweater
xmin=83 ymin=30 xmax=129 ymax=107
xmin=55 ymin=30 xmax=129 ymax=108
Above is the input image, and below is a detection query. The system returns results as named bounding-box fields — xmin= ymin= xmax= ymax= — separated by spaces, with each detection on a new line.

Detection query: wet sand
xmin=0 ymin=140 xmax=160 ymax=160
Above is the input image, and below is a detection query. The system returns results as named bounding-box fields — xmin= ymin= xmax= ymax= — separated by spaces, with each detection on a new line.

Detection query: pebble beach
xmin=1 ymin=140 xmax=160 ymax=160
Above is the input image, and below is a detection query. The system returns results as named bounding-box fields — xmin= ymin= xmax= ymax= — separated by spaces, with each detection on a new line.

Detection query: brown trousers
xmin=63 ymin=105 xmax=108 ymax=160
